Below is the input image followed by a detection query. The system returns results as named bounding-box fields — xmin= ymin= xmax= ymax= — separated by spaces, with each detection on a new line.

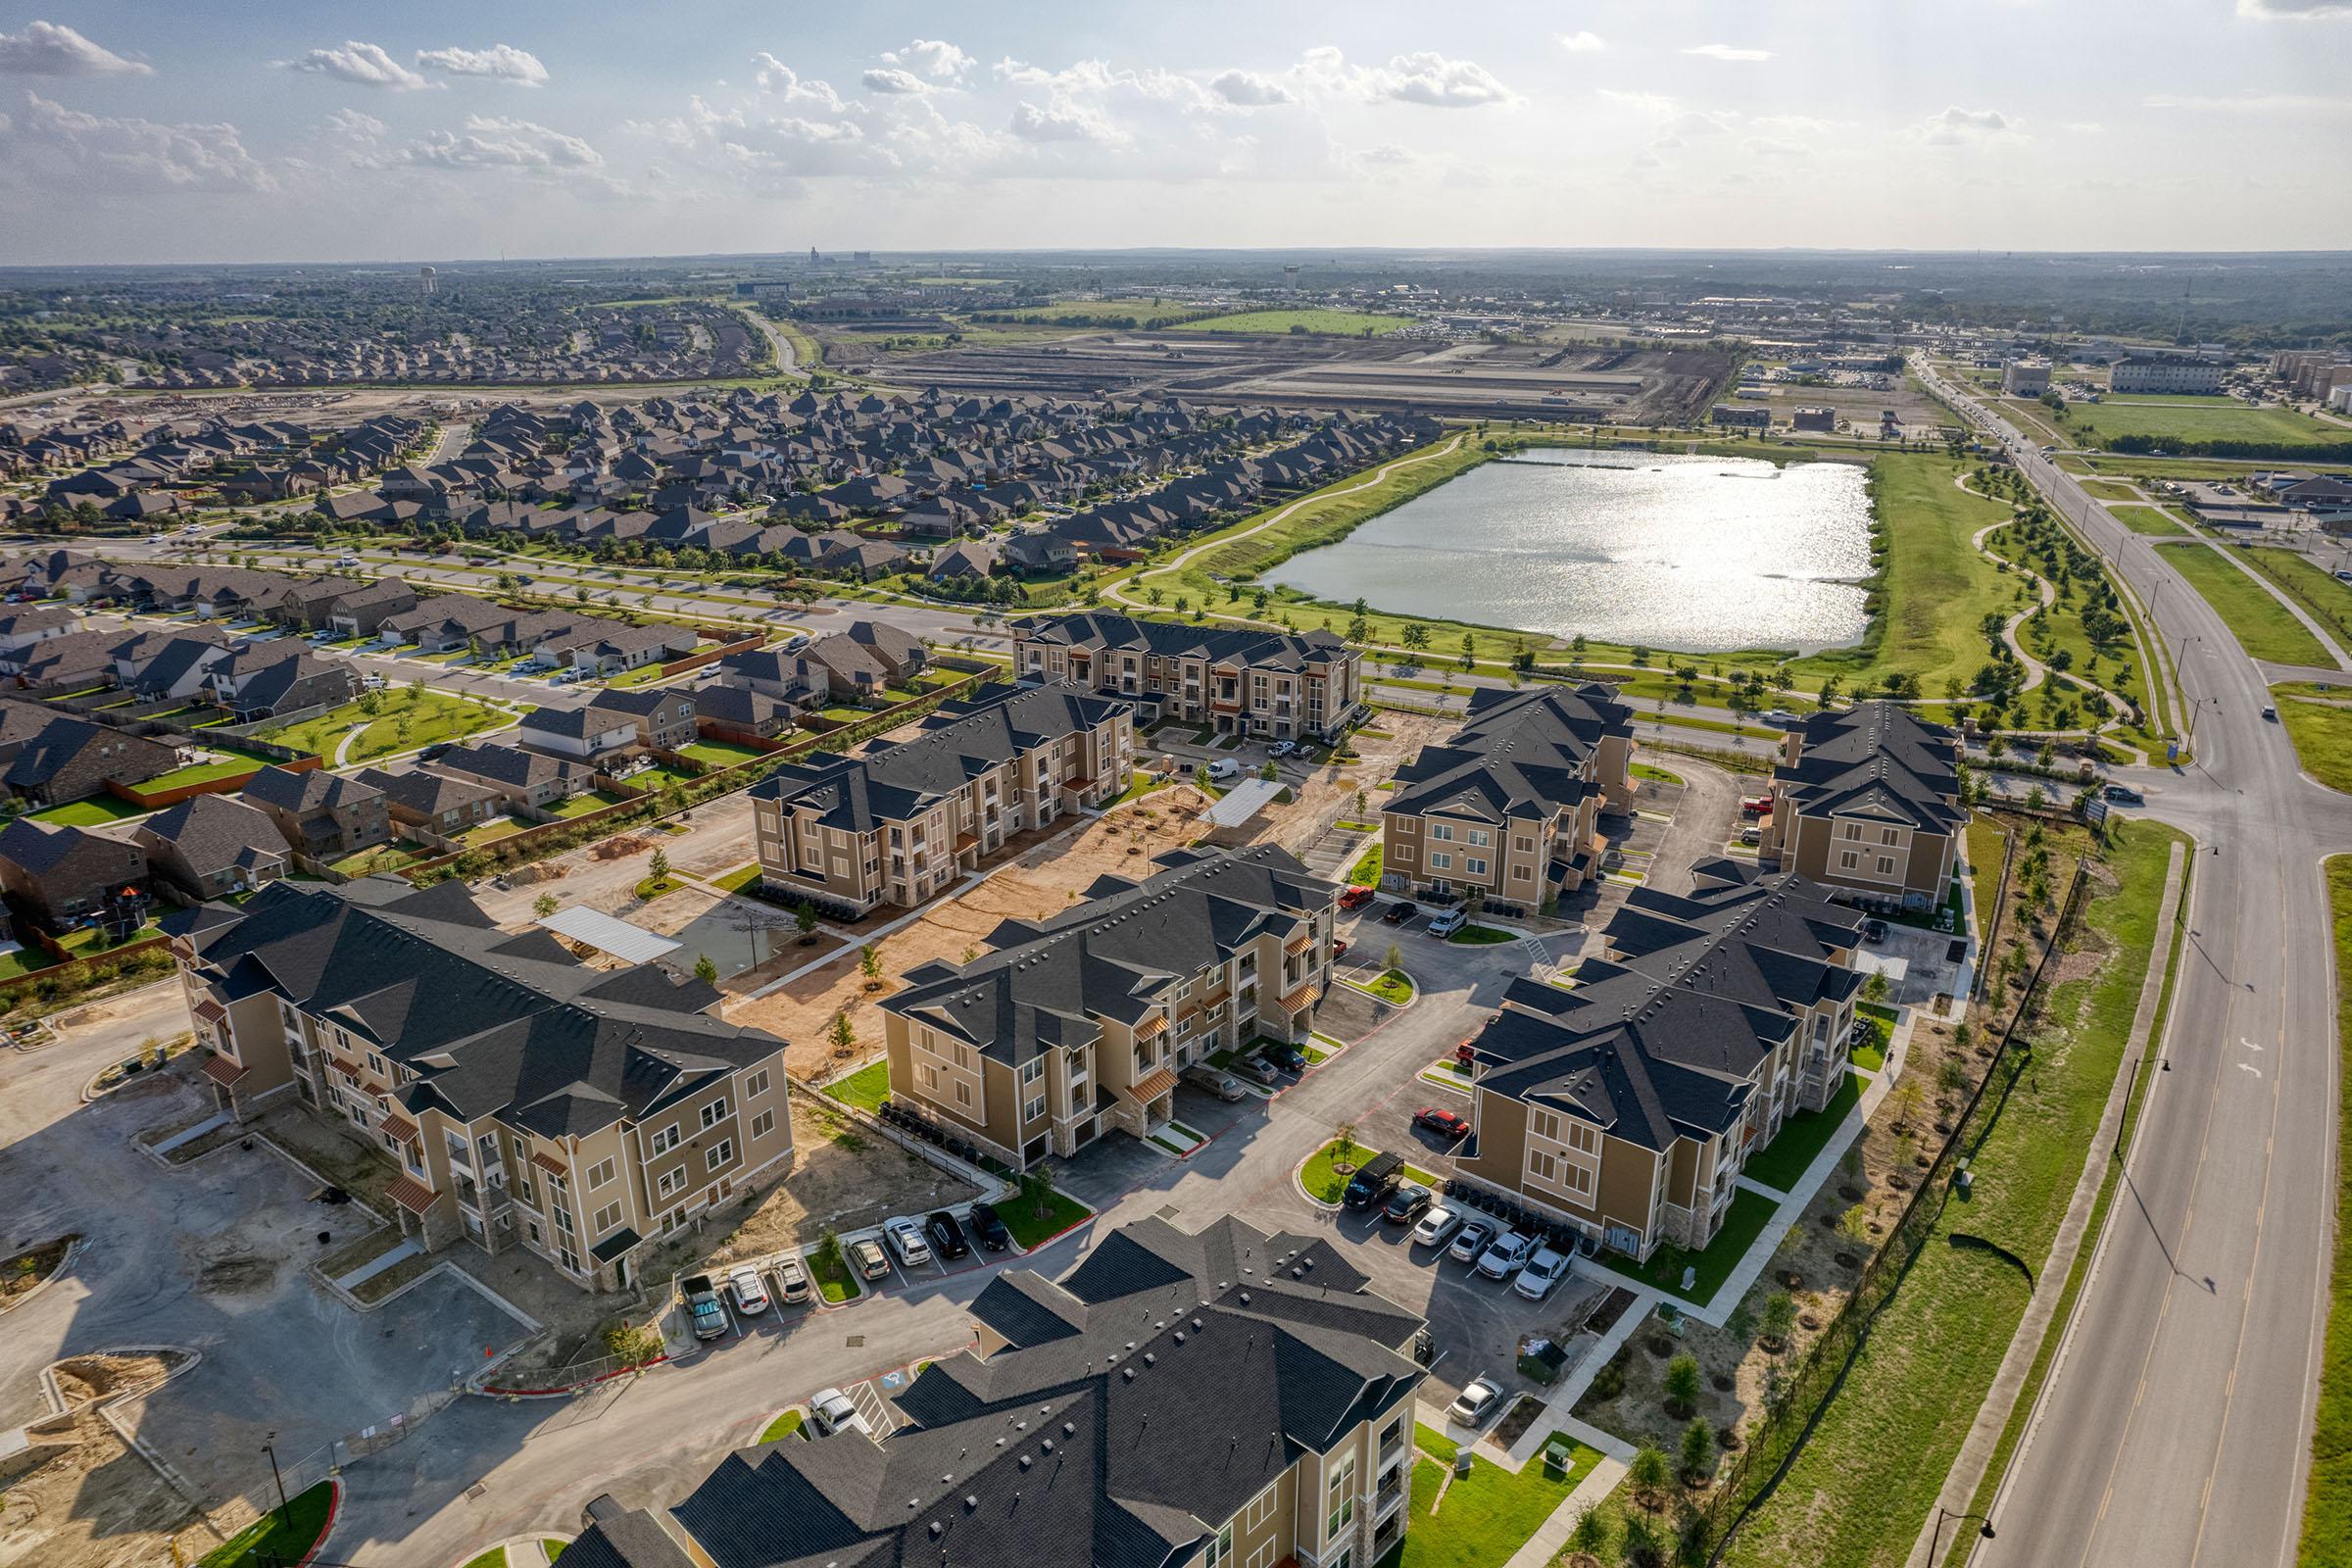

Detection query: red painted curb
xmin=1017 ymin=1208 xmax=1097 ymax=1253
xmin=292 ymin=1477 xmax=343 ymax=1568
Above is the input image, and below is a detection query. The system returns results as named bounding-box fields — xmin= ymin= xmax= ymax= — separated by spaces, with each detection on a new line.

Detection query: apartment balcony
xmin=1375 ymin=1475 xmax=1407 ymax=1521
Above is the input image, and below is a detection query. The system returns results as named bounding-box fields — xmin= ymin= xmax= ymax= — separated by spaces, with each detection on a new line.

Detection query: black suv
xmin=966 ymin=1200 xmax=1010 ymax=1252
xmin=925 ymin=1209 xmax=970 ymax=1261
xmin=1342 ymin=1151 xmax=1403 ymax=1211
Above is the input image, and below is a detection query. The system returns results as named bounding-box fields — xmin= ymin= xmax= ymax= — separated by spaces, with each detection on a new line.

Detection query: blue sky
xmin=0 ymin=1 xmax=2346 ymax=264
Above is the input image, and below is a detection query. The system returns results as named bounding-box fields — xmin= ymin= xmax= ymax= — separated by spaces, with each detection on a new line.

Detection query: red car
xmin=1414 ymin=1106 xmax=1470 ymax=1140
xmin=1332 ymin=938 xmax=1349 ymax=959
xmin=1339 ymin=885 xmax=1377 ymax=910
xmin=1740 ymin=797 xmax=1772 ymax=816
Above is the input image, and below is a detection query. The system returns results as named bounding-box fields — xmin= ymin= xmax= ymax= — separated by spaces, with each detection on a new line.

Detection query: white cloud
xmin=416 ymin=44 xmax=549 ymax=87
xmin=2236 ymin=0 xmax=2352 ymax=17
xmin=882 ymin=39 xmax=975 ymax=81
xmin=0 ymin=91 xmax=270 ymax=192
xmin=750 ymin=54 xmax=846 ymax=111
xmin=393 ymin=114 xmax=603 ymax=171
xmin=1362 ymin=51 xmax=1516 ymax=109
xmin=1598 ymin=88 xmax=1677 ymax=118
xmin=861 ymin=66 xmax=931 ymax=95
xmin=1913 ymin=105 xmax=2021 ymax=144
xmin=1683 ymin=43 xmax=1773 ymax=62
xmin=326 ymin=108 xmax=387 ymax=143
xmin=1008 ymin=99 xmax=1114 ymax=142
xmin=1211 ymin=69 xmax=1295 ymax=107
xmin=1557 ymin=31 xmax=1606 ymax=52
xmin=0 ymin=20 xmax=150 ymax=76
xmin=279 ymin=41 xmax=431 ymax=91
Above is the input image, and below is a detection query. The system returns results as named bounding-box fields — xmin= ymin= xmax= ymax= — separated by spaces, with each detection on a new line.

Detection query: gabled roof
xmin=1012 ymin=611 xmax=1349 ymax=673
xmin=1775 ymin=700 xmax=1963 ymax=836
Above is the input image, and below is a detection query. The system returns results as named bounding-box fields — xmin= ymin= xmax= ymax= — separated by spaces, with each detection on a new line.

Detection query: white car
xmin=1475 ymin=1229 xmax=1533 ymax=1281
xmin=1270 ymin=739 xmax=1298 ymax=758
xmin=1513 ymin=1247 xmax=1570 ymax=1301
xmin=807 ymin=1387 xmax=870 ymax=1439
xmin=1426 ymin=907 xmax=1467 ymax=938
xmin=1205 ymin=758 xmax=1241 ymax=781
xmin=728 ymin=1264 xmax=771 ymax=1314
xmin=883 ymin=1216 xmax=933 ymax=1268
xmin=772 ymin=1252 xmax=810 ymax=1304
xmin=1410 ymin=1203 xmax=1463 ymax=1250
xmin=1447 ymin=1376 xmax=1502 ymax=1428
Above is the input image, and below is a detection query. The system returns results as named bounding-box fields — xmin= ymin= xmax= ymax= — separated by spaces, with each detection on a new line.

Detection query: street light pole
xmin=263 ymin=1431 xmax=289 ymax=1532
xmin=1928 ymin=1506 xmax=1996 ymax=1564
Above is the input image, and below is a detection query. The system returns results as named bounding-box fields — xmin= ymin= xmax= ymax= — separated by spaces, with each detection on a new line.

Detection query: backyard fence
xmin=1701 ymin=857 xmax=2091 ymax=1564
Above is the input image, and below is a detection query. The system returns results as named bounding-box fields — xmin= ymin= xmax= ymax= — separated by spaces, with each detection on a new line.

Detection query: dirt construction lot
xmin=725 ymin=787 xmax=1219 ymax=1080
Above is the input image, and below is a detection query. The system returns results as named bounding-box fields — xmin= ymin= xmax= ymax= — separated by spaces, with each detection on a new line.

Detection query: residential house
xmin=691 ymin=683 xmax=797 ymax=745
xmin=1012 ymin=612 xmax=1362 ymax=742
xmin=134 ymin=794 xmax=288 ymax=902
xmin=2 ymin=718 xmax=179 ymax=807
xmin=354 ymin=764 xmax=507 ymax=838
xmin=517 ymin=706 xmax=639 ymax=763
xmin=205 ymin=645 xmax=362 ymax=722
xmin=240 ymin=764 xmax=390 ymax=861
xmin=0 ymin=605 xmax=75 ymax=654
xmin=0 ymin=817 xmax=150 ymax=929
xmin=428 ymin=743 xmax=595 ymax=809
xmin=586 ymin=687 xmax=698 ymax=752
xmin=1759 ymin=701 xmax=1964 ymax=910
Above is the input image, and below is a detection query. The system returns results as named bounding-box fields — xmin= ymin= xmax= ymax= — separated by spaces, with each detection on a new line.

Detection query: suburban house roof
xmin=241 ymin=763 xmax=381 ymax=818
xmin=1013 ymin=611 xmax=1350 ymax=674
xmin=1774 ymin=700 xmax=1963 ymax=836
xmin=133 ymin=794 xmax=287 ymax=880
xmin=1387 ymin=683 xmax=1634 ymax=825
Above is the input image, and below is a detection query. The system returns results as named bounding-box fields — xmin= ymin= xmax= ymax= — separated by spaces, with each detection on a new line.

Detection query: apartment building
xmin=748 ymin=679 xmax=1133 ymax=918
xmin=2000 ymin=359 xmax=2052 ymax=397
xmin=1452 ymin=860 xmax=1865 ymax=1260
xmin=1381 ymin=683 xmax=1636 ymax=912
xmin=1010 ymin=611 xmax=1362 ymax=742
xmin=1760 ymin=700 xmax=1963 ymax=910
xmin=2109 ymin=355 xmax=2226 ymax=395
xmin=881 ymin=845 xmax=1337 ymax=1168
xmin=166 ymin=877 xmax=793 ymax=1294
xmin=567 ymin=1213 xmax=1430 ymax=1568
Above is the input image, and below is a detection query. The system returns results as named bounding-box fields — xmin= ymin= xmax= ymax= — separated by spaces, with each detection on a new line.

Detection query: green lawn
xmin=2075 ymin=478 xmax=2144 ymax=501
xmin=810 ymin=1248 xmax=862 ymax=1303
xmin=330 ymin=840 xmax=428 ymax=877
xmin=2107 ymin=504 xmax=2191 ymax=537
xmin=57 ymin=919 xmax=164 ymax=956
xmin=1348 ymin=842 xmax=1384 ymax=885
xmin=1000 ymin=1190 xmax=1091 ymax=1248
xmin=24 ymin=794 xmax=149 ymax=826
xmin=1595 ymin=1186 xmax=1777 ymax=1305
xmin=621 ymin=764 xmax=700 ymax=792
xmin=1850 ymin=1010 xmax=1893 ymax=1073
xmin=2155 ymin=542 xmax=2330 ymax=665
xmin=137 ymin=747 xmax=279 ymax=792
xmin=2304 ymin=857 xmax=2352 ymax=1563
xmin=712 ymin=861 xmax=764 ymax=894
xmin=2272 ymin=685 xmax=2352 ymax=793
xmin=1728 ymin=821 xmax=2186 ymax=1568
xmin=1740 ymin=1072 xmax=1863 ymax=1193
xmin=545 ymin=1544 xmax=566 ymax=1564
xmin=1632 ymin=761 xmax=1685 ymax=785
xmin=679 ymin=739 xmax=767 ymax=767
xmin=824 ymin=1060 xmax=890 ymax=1113
xmin=2050 ymin=397 xmax=2347 ymax=454
xmin=459 ymin=815 xmax=528 ymax=847
xmin=258 ymin=690 xmax=503 ymax=762
xmin=1445 ymin=925 xmax=1514 ymax=946
xmin=1175 ymin=309 xmax=1413 ymax=336
xmin=1352 ymin=968 xmax=1414 ymax=1004
xmin=195 ymin=1480 xmax=334 ymax=1568
xmin=760 ymin=1408 xmax=806 ymax=1444
xmin=461 ymin=1550 xmax=506 ymax=1568
xmin=1400 ymin=1424 xmax=1599 ymax=1568
xmin=2241 ymin=547 xmax=2352 ymax=655
xmin=1299 ymin=1139 xmax=1395 ymax=1205
xmin=547 ymin=789 xmax=632 ymax=818
xmin=635 ymin=874 xmax=681 ymax=901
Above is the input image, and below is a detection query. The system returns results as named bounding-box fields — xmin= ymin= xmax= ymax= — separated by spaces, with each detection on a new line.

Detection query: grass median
xmin=2155 ymin=541 xmax=2330 ymax=665
xmin=2274 ymin=684 xmax=2352 ymax=793
xmin=2302 ymin=857 xmax=2352 ymax=1565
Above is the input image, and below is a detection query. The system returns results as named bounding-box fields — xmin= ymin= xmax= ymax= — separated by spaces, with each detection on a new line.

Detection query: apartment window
xmin=1880 ymin=827 xmax=1900 ymax=846
xmin=552 ymin=1202 xmax=573 ymax=1235
xmin=1464 ymin=858 xmax=1488 ymax=877
xmin=559 ymin=1245 xmax=581 ymax=1274
xmin=1842 ymin=823 xmax=1862 ymax=840
xmin=592 ymin=1200 xmax=622 ymax=1235
xmin=700 ymin=1098 xmax=729 ymax=1130
xmin=1429 ymin=823 xmax=1454 ymax=842
xmin=1566 ymin=1121 xmax=1598 ymax=1153
xmin=1514 ymin=836 xmax=1535 ymax=853
xmin=657 ymin=1167 xmax=687 ymax=1200
xmin=516 ymin=1174 xmax=535 ymax=1208
xmin=1429 ymin=853 xmax=1452 ymax=871
xmin=745 ymin=1069 xmax=770 ymax=1099
xmin=1020 ymin=1056 xmax=1046 ymax=1086
xmin=751 ymin=1108 xmax=774 ymax=1141
xmin=955 ymin=1081 xmax=973 ymax=1108
xmin=1529 ymin=1107 xmax=1561 ymax=1142
xmin=586 ymin=1156 xmax=616 ymax=1191
xmin=1327 ymin=1454 xmax=1357 ymax=1538
xmin=1530 ymin=1149 xmax=1559 ymax=1184
xmin=1466 ymin=828 xmax=1490 ymax=848
xmin=1877 ymin=856 xmax=1895 ymax=876
xmin=650 ymin=1124 xmax=681 ymax=1155
xmin=1564 ymin=1162 xmax=1593 ymax=1196
xmin=1244 ymin=1481 xmax=1279 ymax=1533
xmin=1024 ymin=1094 xmax=1047 ymax=1124
xmin=1839 ymin=851 xmax=1859 ymax=870
xmin=706 ymin=1139 xmax=734 ymax=1171
xmin=1202 ymin=1521 xmax=1235 ymax=1568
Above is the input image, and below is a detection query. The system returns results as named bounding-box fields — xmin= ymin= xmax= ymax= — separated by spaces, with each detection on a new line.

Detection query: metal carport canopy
xmin=1200 ymin=777 xmax=1284 ymax=827
xmin=535 ymin=906 xmax=683 ymax=966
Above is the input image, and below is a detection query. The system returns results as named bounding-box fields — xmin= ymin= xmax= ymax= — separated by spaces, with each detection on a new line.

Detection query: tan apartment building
xmin=880 ymin=844 xmax=1336 ymax=1168
xmin=1760 ymin=700 xmax=1963 ymax=911
xmin=168 ymin=876 xmax=793 ymax=1294
xmin=1381 ymin=682 xmax=1636 ymax=912
xmin=1010 ymin=610 xmax=1362 ymax=742
xmin=575 ymin=1212 xmax=1430 ymax=1568
xmin=1452 ymin=860 xmax=1864 ymax=1260
xmin=747 ymin=678 xmax=1133 ymax=918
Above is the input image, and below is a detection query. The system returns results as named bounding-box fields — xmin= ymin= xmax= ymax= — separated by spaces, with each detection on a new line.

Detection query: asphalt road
xmin=1923 ymin=365 xmax=2347 ymax=1568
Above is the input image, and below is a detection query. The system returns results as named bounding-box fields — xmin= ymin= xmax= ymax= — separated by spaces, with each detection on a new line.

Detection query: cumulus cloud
xmin=0 ymin=20 xmax=150 ymax=76
xmin=1211 ymin=69 xmax=1295 ymax=107
xmin=1913 ymin=105 xmax=2020 ymax=144
xmin=279 ymin=41 xmax=431 ymax=91
xmin=392 ymin=114 xmax=603 ymax=171
xmin=1557 ymin=31 xmax=1606 ymax=52
xmin=0 ymin=91 xmax=270 ymax=192
xmin=2236 ymin=0 xmax=2352 ymax=16
xmin=882 ymin=39 xmax=975 ymax=81
xmin=1008 ymin=99 xmax=1114 ymax=142
xmin=1683 ymin=43 xmax=1773 ymax=62
xmin=861 ymin=66 xmax=931 ymax=94
xmin=326 ymin=107 xmax=387 ymax=143
xmin=750 ymin=53 xmax=846 ymax=111
xmin=1362 ymin=50 xmax=1516 ymax=108
xmin=416 ymin=44 xmax=549 ymax=87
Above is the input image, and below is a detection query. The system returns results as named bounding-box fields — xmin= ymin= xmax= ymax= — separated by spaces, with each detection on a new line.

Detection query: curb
xmin=478 ymin=1354 xmax=669 ymax=1399
xmin=292 ymin=1476 xmax=344 ymax=1568
xmin=0 ymin=1235 xmax=84 ymax=1320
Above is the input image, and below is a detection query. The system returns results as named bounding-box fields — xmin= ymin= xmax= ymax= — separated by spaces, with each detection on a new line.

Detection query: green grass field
xmin=2108 ymin=505 xmax=2191 ymax=537
xmin=2052 ymin=397 xmax=2345 ymax=453
xmin=1174 ymin=309 xmax=1413 ymax=336
xmin=1595 ymin=1186 xmax=1776 ymax=1305
xmin=2155 ymin=542 xmax=2330 ymax=665
xmin=1740 ymin=1072 xmax=1862 ymax=1192
xmin=679 ymin=739 xmax=768 ymax=768
xmin=2303 ymin=857 xmax=2352 ymax=1564
xmin=196 ymin=1480 xmax=334 ymax=1568
xmin=24 ymin=794 xmax=149 ymax=826
xmin=1000 ymin=1190 xmax=1091 ymax=1249
xmin=1729 ymin=821 xmax=2185 ymax=1568
xmin=259 ymin=690 xmax=503 ymax=762
xmin=2272 ymin=685 xmax=2352 ymax=793
xmin=138 ymin=747 xmax=279 ymax=792
xmin=2240 ymin=547 xmax=2352 ymax=654
xmin=1402 ymin=1423 xmax=1600 ymax=1568
xmin=2075 ymin=478 xmax=2144 ymax=501
xmin=823 ymin=1060 xmax=890 ymax=1113
xmin=760 ymin=1408 xmax=806 ymax=1443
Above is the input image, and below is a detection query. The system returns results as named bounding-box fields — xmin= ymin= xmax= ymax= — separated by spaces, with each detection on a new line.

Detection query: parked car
xmin=1331 ymin=938 xmax=1349 ymax=959
xmin=1413 ymin=1106 xmax=1470 ymax=1141
xmin=1383 ymin=1180 xmax=1433 ymax=1225
xmin=1270 ymin=739 xmax=1298 ymax=758
xmin=727 ymin=1263 xmax=771 ymax=1314
xmin=1338 ymin=885 xmax=1377 ymax=910
xmin=1233 ymin=1054 xmax=1283 ymax=1088
xmin=1205 ymin=758 xmax=1241 ymax=781
xmin=1184 ymin=1065 xmax=1247 ymax=1102
xmin=1341 ymin=1151 xmax=1403 ymax=1211
xmin=1739 ymin=825 xmax=1761 ymax=847
xmin=1261 ymin=1040 xmax=1308 ymax=1074
xmin=883 ymin=1217 xmax=933 ymax=1268
xmin=1410 ymin=1203 xmax=1463 ymax=1249
xmin=1447 ymin=1376 xmax=1502 ymax=1428
xmin=2102 ymin=783 xmax=2144 ymax=806
xmin=807 ymin=1388 xmax=869 ymax=1440
xmin=772 ymin=1252 xmax=810 ymax=1303
xmin=1427 ymin=907 xmax=1467 ymax=938
xmin=683 ymin=1274 xmax=727 ymax=1340
xmin=1447 ymin=1218 xmax=1495 ymax=1265
xmin=1382 ymin=901 xmax=1418 ymax=925
xmin=848 ymin=1237 xmax=890 ymax=1281
xmin=1513 ymin=1247 xmax=1571 ymax=1301
xmin=967 ymin=1200 xmax=1011 ymax=1253
xmin=925 ymin=1209 xmax=970 ymax=1261
xmin=1860 ymin=917 xmax=1890 ymax=945
xmin=1475 ymin=1229 xmax=1534 ymax=1281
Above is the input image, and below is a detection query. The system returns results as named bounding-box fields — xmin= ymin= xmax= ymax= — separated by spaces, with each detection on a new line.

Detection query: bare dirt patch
xmin=0 ymin=1353 xmax=201 ymax=1568
xmin=0 ymin=1236 xmax=74 ymax=1309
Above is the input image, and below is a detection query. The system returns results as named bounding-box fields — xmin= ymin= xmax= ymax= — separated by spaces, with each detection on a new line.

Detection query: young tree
xmin=1018 ymin=1163 xmax=1059 ymax=1223
xmin=825 ymin=1010 xmax=856 ymax=1057
xmin=1760 ymin=1291 xmax=1796 ymax=1352
xmin=1679 ymin=1417 xmax=1716 ymax=1485
xmin=1194 ymin=762 xmax=1214 ymax=792
xmin=1384 ymin=941 xmax=1401 ymax=973
xmin=693 ymin=953 xmax=719 ymax=985
xmin=1628 ymin=1444 xmax=1673 ymax=1515
xmin=859 ymin=943 xmax=885 ymax=990
xmin=1663 ymin=1353 xmax=1701 ymax=1418
xmin=1860 ymin=969 xmax=1891 ymax=1004
xmin=1565 ymin=1503 xmax=1611 ymax=1567
xmin=532 ymin=892 xmax=560 ymax=919
xmin=649 ymin=847 xmax=671 ymax=883
xmin=1259 ymin=760 xmax=1279 ymax=782
xmin=795 ymin=900 xmax=819 ymax=945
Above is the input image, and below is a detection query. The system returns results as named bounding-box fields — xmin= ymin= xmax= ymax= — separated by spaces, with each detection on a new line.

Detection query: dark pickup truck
xmin=682 ymin=1272 xmax=727 ymax=1340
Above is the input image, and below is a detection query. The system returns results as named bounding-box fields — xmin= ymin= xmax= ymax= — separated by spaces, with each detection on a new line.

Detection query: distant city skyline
xmin=0 ymin=0 xmax=2348 ymax=265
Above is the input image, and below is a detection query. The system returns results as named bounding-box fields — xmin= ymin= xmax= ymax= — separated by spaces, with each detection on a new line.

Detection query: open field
xmin=2272 ymin=684 xmax=2352 ymax=793
xmin=2046 ymin=397 xmax=2347 ymax=453
xmin=2154 ymin=542 xmax=2331 ymax=665
xmin=2108 ymin=504 xmax=2191 ymax=537
xmin=2239 ymin=546 xmax=2352 ymax=654
xmin=1173 ymin=309 xmax=1414 ymax=335
xmin=258 ymin=689 xmax=504 ymax=761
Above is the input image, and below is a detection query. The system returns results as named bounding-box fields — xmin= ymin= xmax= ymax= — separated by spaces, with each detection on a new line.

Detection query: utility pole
xmin=263 ymin=1430 xmax=289 ymax=1531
